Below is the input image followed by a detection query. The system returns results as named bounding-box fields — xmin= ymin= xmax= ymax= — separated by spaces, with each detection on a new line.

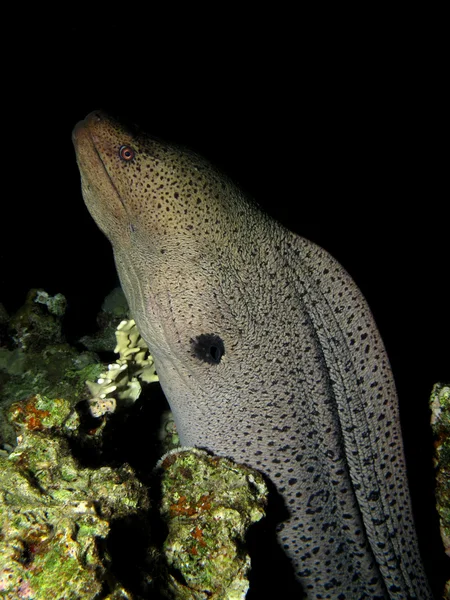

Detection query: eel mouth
xmin=72 ymin=111 xmax=103 ymax=154
xmin=72 ymin=111 xmax=131 ymax=228
xmin=72 ymin=111 xmax=107 ymax=176
xmin=73 ymin=112 xmax=116 ymax=189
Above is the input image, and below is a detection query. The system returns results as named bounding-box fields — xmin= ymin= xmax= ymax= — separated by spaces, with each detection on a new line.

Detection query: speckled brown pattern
xmin=73 ymin=111 xmax=433 ymax=599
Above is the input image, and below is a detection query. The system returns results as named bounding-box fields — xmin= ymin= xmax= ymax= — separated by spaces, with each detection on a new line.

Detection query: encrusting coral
xmin=0 ymin=394 xmax=150 ymax=599
xmin=430 ymin=383 xmax=450 ymax=598
xmin=158 ymin=448 xmax=268 ymax=600
xmin=0 ymin=289 xmax=99 ymax=448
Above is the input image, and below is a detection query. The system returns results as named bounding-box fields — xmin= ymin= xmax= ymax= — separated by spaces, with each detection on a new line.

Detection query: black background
xmin=1 ymin=9 xmax=448 ymax=594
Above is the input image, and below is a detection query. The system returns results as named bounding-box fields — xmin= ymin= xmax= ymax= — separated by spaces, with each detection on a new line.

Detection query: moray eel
xmin=73 ymin=111 xmax=432 ymax=599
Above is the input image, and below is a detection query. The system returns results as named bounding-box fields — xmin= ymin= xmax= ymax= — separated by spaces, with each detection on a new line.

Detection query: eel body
xmin=73 ymin=111 xmax=432 ymax=599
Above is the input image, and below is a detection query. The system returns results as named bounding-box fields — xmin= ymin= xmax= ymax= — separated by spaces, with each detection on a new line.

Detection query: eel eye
xmin=191 ymin=334 xmax=225 ymax=365
xmin=119 ymin=145 xmax=135 ymax=161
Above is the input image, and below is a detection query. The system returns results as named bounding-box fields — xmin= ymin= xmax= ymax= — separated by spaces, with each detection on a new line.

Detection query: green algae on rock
xmin=430 ymin=383 xmax=450 ymax=556
xmin=0 ymin=289 xmax=100 ymax=447
xmin=8 ymin=289 xmax=67 ymax=351
xmin=430 ymin=382 xmax=450 ymax=598
xmin=158 ymin=448 xmax=268 ymax=600
xmin=0 ymin=394 xmax=150 ymax=599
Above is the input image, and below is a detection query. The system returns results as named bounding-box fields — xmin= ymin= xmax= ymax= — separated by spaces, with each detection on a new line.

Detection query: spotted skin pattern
xmin=73 ymin=111 xmax=433 ymax=599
